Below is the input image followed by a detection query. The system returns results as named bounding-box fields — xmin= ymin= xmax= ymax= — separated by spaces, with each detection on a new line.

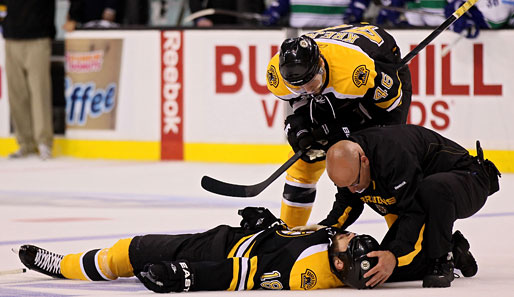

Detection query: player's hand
xmin=291 ymin=224 xmax=326 ymax=232
xmin=285 ymin=114 xmax=315 ymax=153
xmin=363 ymin=250 xmax=396 ymax=288
xmin=137 ymin=261 xmax=194 ymax=293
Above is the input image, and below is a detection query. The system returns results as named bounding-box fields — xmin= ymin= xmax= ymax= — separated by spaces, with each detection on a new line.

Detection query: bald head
xmin=326 ymin=140 xmax=362 ymax=188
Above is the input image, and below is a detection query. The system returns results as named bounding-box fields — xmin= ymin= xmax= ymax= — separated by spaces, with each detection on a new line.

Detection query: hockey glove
xmin=285 ymin=113 xmax=315 ymax=153
xmin=343 ymin=0 xmax=371 ymax=24
xmin=445 ymin=0 xmax=489 ymax=38
xmin=312 ymin=121 xmax=351 ymax=148
xmin=238 ymin=207 xmax=284 ymax=230
xmin=137 ymin=261 xmax=194 ymax=293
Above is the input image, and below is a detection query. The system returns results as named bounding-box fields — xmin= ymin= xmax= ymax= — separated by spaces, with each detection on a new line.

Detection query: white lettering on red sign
xmin=162 ymin=31 xmax=182 ymax=135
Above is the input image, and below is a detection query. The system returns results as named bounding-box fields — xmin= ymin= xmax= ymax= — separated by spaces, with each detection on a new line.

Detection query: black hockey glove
xmin=312 ymin=121 xmax=351 ymax=149
xmin=137 ymin=260 xmax=194 ymax=293
xmin=238 ymin=207 xmax=284 ymax=230
xmin=285 ymin=114 xmax=327 ymax=163
xmin=285 ymin=113 xmax=315 ymax=153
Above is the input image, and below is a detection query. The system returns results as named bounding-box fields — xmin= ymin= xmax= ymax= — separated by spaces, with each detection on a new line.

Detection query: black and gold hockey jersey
xmin=266 ymin=23 xmax=412 ymax=129
xmin=188 ymin=225 xmax=344 ymax=291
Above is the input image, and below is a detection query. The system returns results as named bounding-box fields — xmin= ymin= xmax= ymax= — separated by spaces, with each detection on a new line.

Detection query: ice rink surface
xmin=0 ymin=157 xmax=513 ymax=297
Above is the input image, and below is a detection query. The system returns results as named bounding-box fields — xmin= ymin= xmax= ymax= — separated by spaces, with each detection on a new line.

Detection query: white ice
xmin=0 ymin=157 xmax=513 ymax=297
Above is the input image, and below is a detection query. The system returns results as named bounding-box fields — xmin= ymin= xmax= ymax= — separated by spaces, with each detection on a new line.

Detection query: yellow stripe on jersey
xmin=335 ymin=206 xmax=353 ymax=229
xmin=384 ymin=214 xmax=399 ymax=228
xmin=228 ymin=258 xmax=240 ymax=291
xmin=228 ymin=231 xmax=264 ymax=258
xmin=397 ymin=225 xmax=425 ymax=267
xmin=228 ymin=234 xmax=254 ymax=258
xmin=246 ymin=257 xmax=259 ymax=290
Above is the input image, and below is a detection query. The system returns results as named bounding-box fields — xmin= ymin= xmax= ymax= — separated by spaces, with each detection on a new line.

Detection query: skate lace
xmin=34 ymin=249 xmax=63 ymax=275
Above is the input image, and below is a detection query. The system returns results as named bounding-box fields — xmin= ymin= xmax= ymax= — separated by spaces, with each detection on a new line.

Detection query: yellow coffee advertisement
xmin=65 ymin=39 xmax=123 ymax=130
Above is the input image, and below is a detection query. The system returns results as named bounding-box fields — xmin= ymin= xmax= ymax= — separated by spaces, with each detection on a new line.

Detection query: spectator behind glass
xmin=262 ymin=0 xmax=372 ymax=28
xmin=0 ymin=0 xmax=55 ymax=160
xmin=63 ymin=0 xmax=124 ymax=32
xmin=376 ymin=0 xmax=502 ymax=39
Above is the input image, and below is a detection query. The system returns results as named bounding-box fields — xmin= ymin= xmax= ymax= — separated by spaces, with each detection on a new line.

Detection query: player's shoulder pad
xmin=266 ymin=53 xmax=297 ymax=100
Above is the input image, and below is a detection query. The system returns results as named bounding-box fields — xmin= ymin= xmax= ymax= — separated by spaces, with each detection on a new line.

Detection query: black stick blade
xmin=201 ymin=175 xmax=264 ymax=197
xmin=201 ymin=150 xmax=303 ymax=198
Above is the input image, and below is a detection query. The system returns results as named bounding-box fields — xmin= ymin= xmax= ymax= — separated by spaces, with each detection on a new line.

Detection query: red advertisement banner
xmin=161 ymin=31 xmax=184 ymax=160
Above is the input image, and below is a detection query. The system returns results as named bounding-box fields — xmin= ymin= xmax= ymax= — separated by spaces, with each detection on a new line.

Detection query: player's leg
xmin=416 ymin=168 xmax=488 ymax=287
xmin=280 ymin=151 xmax=326 ymax=227
xmin=18 ymin=238 xmax=133 ymax=280
xmin=18 ymin=225 xmax=241 ymax=281
xmin=129 ymin=225 xmax=237 ymax=274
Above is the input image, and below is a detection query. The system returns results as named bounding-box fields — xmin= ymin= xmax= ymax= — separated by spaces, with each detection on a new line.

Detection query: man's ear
xmin=361 ymin=155 xmax=369 ymax=166
xmin=333 ymin=257 xmax=344 ymax=271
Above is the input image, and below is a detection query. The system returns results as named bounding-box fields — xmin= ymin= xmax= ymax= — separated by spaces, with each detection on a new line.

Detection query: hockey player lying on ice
xmin=16 ymin=207 xmax=479 ymax=293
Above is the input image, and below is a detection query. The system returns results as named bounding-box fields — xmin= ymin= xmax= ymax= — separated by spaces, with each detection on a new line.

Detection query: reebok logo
xmin=394 ymin=181 xmax=407 ymax=190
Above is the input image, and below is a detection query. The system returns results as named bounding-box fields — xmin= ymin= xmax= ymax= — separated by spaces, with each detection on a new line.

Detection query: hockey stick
xmin=184 ymin=8 xmax=269 ymax=23
xmin=399 ymin=0 xmax=478 ymax=67
xmin=441 ymin=32 xmax=466 ymax=57
xmin=201 ymin=0 xmax=478 ymax=198
xmin=0 ymin=268 xmax=27 ymax=276
xmin=201 ymin=150 xmax=303 ymax=197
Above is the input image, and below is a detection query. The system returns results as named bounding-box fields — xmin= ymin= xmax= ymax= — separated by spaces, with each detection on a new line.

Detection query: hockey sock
xmin=280 ymin=200 xmax=313 ymax=227
xmin=61 ymin=238 xmax=134 ymax=281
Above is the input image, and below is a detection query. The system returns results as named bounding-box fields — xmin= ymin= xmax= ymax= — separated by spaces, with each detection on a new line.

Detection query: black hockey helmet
xmin=330 ymin=234 xmax=380 ymax=289
xmin=278 ymin=35 xmax=321 ymax=86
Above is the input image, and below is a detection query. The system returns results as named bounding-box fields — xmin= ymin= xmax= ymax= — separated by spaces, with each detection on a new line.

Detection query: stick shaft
xmin=0 ymin=268 xmax=27 ymax=276
xmin=400 ymin=0 xmax=478 ymax=67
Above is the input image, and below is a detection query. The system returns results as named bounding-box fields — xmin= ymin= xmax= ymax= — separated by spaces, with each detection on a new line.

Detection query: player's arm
xmin=137 ymin=257 xmax=260 ymax=292
xmin=378 ymin=152 xmax=426 ymax=266
xmin=365 ymin=60 xmax=404 ymax=113
xmin=319 ymin=187 xmax=364 ymax=229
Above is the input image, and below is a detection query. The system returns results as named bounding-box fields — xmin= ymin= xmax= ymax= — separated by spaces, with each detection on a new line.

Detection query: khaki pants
xmin=5 ymin=38 xmax=53 ymax=152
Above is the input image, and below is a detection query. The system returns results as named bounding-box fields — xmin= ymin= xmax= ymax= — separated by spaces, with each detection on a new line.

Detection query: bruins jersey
xmin=190 ymin=226 xmax=344 ymax=291
xmin=319 ymin=125 xmax=475 ymax=266
xmin=266 ymin=23 xmax=411 ymax=129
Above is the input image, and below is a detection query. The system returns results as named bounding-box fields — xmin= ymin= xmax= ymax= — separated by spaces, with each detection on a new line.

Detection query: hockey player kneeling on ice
xmin=16 ymin=207 xmax=478 ymax=292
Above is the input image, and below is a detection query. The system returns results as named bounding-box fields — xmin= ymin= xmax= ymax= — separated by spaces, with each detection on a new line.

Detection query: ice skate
xmin=16 ymin=245 xmax=65 ymax=278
